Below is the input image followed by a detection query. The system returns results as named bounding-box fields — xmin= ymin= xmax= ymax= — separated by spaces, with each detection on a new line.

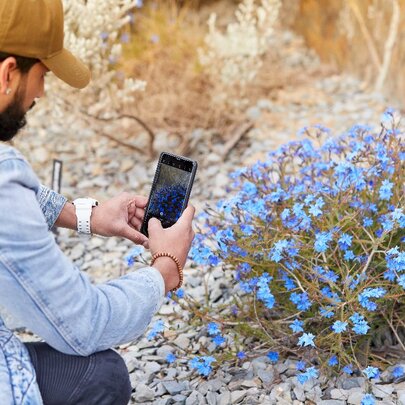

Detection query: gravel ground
xmin=6 ymin=30 xmax=404 ymax=404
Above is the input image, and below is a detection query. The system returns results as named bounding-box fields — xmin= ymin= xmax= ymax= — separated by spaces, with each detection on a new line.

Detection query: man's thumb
xmin=148 ymin=217 xmax=162 ymax=235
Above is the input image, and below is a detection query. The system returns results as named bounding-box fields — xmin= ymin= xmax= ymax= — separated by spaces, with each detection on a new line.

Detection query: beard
xmin=0 ymin=83 xmax=30 ymax=142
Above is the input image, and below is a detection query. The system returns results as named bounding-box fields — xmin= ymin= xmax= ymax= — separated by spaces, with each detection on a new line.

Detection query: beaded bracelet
xmin=151 ymin=252 xmax=183 ymax=292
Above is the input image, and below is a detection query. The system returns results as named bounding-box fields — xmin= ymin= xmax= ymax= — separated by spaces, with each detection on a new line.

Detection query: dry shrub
xmin=121 ymin=0 xmax=237 ymax=143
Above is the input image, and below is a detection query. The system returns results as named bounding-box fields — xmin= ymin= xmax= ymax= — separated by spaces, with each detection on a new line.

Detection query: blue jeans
xmin=25 ymin=342 xmax=131 ymax=405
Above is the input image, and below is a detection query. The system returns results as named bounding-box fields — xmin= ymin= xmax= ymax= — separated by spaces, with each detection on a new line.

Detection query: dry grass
xmin=288 ymin=0 xmax=405 ymax=107
xmin=121 ymin=0 xmax=236 ymax=139
xmin=120 ymin=0 xmax=296 ymax=151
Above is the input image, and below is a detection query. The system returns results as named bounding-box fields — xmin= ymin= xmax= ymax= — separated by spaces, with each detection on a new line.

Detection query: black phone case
xmin=140 ymin=152 xmax=198 ymax=237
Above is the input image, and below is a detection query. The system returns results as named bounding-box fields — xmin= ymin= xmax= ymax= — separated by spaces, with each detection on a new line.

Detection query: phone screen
xmin=142 ymin=154 xmax=196 ymax=233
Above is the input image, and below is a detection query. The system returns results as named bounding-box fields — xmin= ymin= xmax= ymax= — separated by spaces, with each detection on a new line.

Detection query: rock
xmin=257 ymin=99 xmax=272 ymax=110
xmin=217 ymin=390 xmax=231 ymax=405
xmin=206 ymin=391 xmax=217 ymax=405
xmin=173 ymin=335 xmax=190 ymax=350
xmin=207 ymin=378 xmax=223 ymax=392
xmin=397 ymin=391 xmax=405 ymax=405
xmin=246 ymin=106 xmax=261 ymax=121
xmin=162 ymin=380 xmax=189 ymax=395
xmin=330 ymin=388 xmax=349 ymax=400
xmin=257 ymin=369 xmax=274 ymax=385
xmin=342 ymin=377 xmax=366 ymax=390
xmin=144 ymin=361 xmax=161 ymax=375
xmin=241 ymin=379 xmax=259 ymax=388
xmin=120 ymin=158 xmax=133 ymax=172
xmin=69 ymin=243 xmax=85 ymax=260
xmin=153 ymin=397 xmax=172 ymax=405
xmin=156 ymin=345 xmax=174 ymax=359
xmin=134 ymin=383 xmax=155 ymax=402
xmin=347 ymin=389 xmax=364 ymax=405
xmin=173 ymin=394 xmax=188 ymax=403
xmin=305 ymin=385 xmax=322 ymax=403
xmin=372 ymin=384 xmax=394 ymax=399
xmin=318 ymin=401 xmax=346 ymax=405
xmin=186 ymin=390 xmax=205 ymax=405
xmin=231 ymin=390 xmax=247 ymax=403
xmin=293 ymin=384 xmax=305 ymax=402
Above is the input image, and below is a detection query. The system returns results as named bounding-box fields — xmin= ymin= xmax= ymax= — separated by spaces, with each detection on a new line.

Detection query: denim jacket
xmin=0 ymin=144 xmax=165 ymax=404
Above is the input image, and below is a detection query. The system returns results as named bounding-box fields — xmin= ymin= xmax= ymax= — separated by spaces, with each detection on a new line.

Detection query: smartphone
xmin=140 ymin=152 xmax=198 ymax=237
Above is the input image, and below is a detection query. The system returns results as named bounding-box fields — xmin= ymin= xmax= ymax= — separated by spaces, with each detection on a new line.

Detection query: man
xmin=0 ymin=0 xmax=195 ymax=404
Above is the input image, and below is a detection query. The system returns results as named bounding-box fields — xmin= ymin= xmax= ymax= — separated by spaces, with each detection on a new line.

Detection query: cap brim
xmin=41 ymin=48 xmax=91 ymax=89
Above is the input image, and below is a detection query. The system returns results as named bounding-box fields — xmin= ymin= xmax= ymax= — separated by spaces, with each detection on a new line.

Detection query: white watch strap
xmin=72 ymin=198 xmax=98 ymax=234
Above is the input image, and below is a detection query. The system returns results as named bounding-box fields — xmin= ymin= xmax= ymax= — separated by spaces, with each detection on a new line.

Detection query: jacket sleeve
xmin=0 ymin=157 xmax=165 ymax=356
xmin=36 ymin=185 xmax=67 ymax=230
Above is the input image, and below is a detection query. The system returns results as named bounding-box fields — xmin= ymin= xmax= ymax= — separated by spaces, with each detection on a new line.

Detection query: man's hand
xmin=148 ymin=205 xmax=195 ymax=293
xmin=90 ymin=193 xmax=149 ymax=246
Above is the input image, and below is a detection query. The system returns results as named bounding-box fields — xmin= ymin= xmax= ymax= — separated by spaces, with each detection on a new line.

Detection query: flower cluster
xmin=190 ymin=112 xmax=404 ymax=377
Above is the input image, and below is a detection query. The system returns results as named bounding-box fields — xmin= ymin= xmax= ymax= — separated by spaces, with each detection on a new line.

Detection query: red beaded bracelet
xmin=151 ymin=252 xmax=183 ymax=292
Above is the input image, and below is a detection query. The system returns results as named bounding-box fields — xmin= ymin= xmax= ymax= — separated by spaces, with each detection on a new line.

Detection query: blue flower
xmin=188 ymin=356 xmax=216 ymax=376
xmin=314 ymin=231 xmax=333 ymax=253
xmin=379 ymin=179 xmax=394 ymax=201
xmin=358 ymin=288 xmax=386 ymax=311
xmin=290 ymin=292 xmax=312 ymax=311
xmin=166 ymin=353 xmax=176 ymax=364
xmin=124 ymin=245 xmax=145 ymax=266
xmin=267 ymin=351 xmax=279 ymax=363
xmin=362 ymin=366 xmax=380 ymax=379
xmin=320 ymin=307 xmax=335 ymax=318
xmin=298 ymin=333 xmax=316 ymax=347
xmin=147 ymin=320 xmax=165 ymax=340
xmin=296 ymin=360 xmax=306 ymax=371
xmin=328 ymin=355 xmax=338 ymax=366
xmin=343 ymin=364 xmax=354 ymax=375
xmin=290 ymin=319 xmax=304 ymax=333
xmin=297 ymin=367 xmax=318 ymax=384
xmin=237 ymin=351 xmax=246 ymax=360
xmin=350 ymin=313 xmax=370 ymax=335
xmin=361 ymin=394 xmax=376 ymax=405
xmin=332 ymin=321 xmax=348 ymax=333
xmin=363 ymin=217 xmax=373 ymax=227
xmin=176 ymin=288 xmax=185 ymax=298
xmin=256 ymin=273 xmax=275 ymax=309
xmin=207 ymin=322 xmax=220 ymax=336
xmin=344 ymin=250 xmax=355 ymax=261
xmin=392 ymin=366 xmax=405 ymax=379
xmin=213 ymin=335 xmax=226 ymax=346
xmin=338 ymin=233 xmax=353 ymax=249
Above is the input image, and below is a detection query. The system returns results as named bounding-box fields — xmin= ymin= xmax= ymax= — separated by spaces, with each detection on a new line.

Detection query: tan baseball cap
xmin=0 ymin=0 xmax=90 ymax=89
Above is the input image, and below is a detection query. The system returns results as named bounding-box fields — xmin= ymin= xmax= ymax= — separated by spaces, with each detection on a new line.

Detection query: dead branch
xmin=348 ymin=0 xmax=381 ymax=71
xmin=222 ymin=121 xmax=254 ymax=160
xmin=80 ymin=111 xmax=156 ymax=159
xmin=375 ymin=0 xmax=400 ymax=92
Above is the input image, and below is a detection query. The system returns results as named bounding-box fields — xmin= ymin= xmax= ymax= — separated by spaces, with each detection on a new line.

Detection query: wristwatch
xmin=72 ymin=198 xmax=99 ymax=234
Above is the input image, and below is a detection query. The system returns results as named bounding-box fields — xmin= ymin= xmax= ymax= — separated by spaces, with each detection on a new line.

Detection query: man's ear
xmin=0 ymin=57 xmax=18 ymax=95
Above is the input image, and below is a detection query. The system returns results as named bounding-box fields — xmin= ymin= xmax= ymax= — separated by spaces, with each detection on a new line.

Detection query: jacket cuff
xmin=136 ymin=266 xmax=166 ymax=311
xmin=37 ymin=185 xmax=68 ymax=230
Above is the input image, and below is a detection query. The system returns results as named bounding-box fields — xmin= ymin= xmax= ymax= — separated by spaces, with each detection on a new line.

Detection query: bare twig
xmin=222 ymin=122 xmax=254 ymax=159
xmin=348 ymin=0 xmax=381 ymax=71
xmin=81 ymin=111 xmax=156 ymax=158
xmin=375 ymin=0 xmax=400 ymax=91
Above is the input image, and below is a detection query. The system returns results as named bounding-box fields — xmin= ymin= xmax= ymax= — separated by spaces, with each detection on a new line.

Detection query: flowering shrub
xmin=190 ymin=110 xmax=404 ymax=377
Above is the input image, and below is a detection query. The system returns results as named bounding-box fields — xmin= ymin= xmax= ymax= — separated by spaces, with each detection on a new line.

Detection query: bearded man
xmin=0 ymin=1 xmax=195 ymax=404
